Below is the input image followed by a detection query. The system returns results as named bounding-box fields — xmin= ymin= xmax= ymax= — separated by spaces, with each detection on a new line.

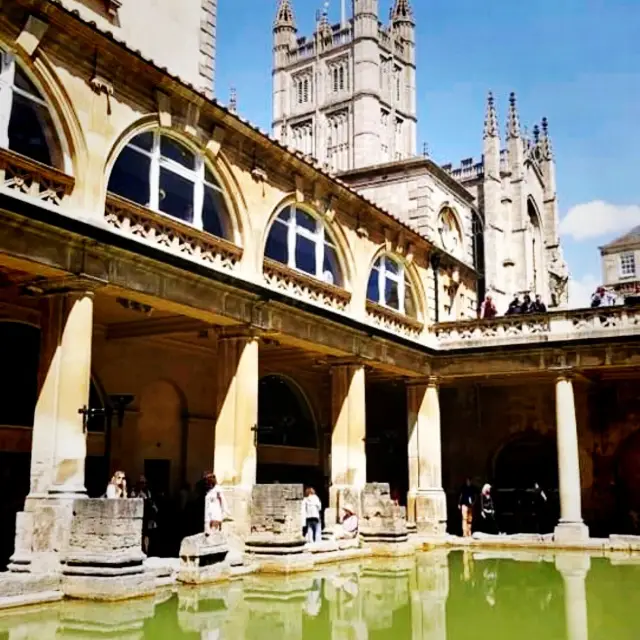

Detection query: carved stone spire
xmin=540 ymin=116 xmax=553 ymax=159
xmin=390 ymin=0 xmax=414 ymax=23
xmin=229 ymin=87 xmax=237 ymax=114
xmin=506 ymin=92 xmax=521 ymax=139
xmin=274 ymin=0 xmax=295 ymax=28
xmin=483 ymin=91 xmax=499 ymax=139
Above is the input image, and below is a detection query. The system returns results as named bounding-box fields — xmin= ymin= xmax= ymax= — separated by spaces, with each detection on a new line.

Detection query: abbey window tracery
xmin=326 ymin=109 xmax=349 ymax=172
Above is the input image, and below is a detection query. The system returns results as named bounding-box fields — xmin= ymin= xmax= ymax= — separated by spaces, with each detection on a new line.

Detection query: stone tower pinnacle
xmin=506 ymin=91 xmax=521 ymax=139
xmin=483 ymin=91 xmax=499 ymax=139
xmin=390 ymin=0 xmax=414 ymax=23
xmin=274 ymin=0 xmax=295 ymax=28
xmin=540 ymin=117 xmax=553 ymax=160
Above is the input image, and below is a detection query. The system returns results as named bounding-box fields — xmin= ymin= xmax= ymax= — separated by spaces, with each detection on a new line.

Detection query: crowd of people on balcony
xmin=479 ymin=293 xmax=547 ymax=320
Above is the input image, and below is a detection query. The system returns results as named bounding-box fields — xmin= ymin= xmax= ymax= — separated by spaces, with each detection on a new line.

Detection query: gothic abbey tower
xmin=272 ymin=0 xmax=569 ymax=311
xmin=272 ymin=0 xmax=417 ymax=172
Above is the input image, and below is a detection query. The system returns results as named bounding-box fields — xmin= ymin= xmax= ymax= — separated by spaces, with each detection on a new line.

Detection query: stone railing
xmin=263 ymin=258 xmax=352 ymax=312
xmin=366 ymin=300 xmax=424 ymax=340
xmin=0 ymin=148 xmax=74 ymax=207
xmin=434 ymin=306 xmax=640 ymax=349
xmin=104 ymin=193 xmax=243 ymax=272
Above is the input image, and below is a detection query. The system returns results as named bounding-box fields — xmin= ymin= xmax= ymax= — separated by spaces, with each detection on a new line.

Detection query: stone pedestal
xmin=360 ymin=483 xmax=408 ymax=543
xmin=407 ymin=380 xmax=447 ymax=536
xmin=61 ymin=498 xmax=154 ymax=601
xmin=178 ymin=532 xmax=230 ymax=584
xmin=244 ymin=485 xmax=312 ymax=573
xmin=554 ymin=373 xmax=589 ymax=543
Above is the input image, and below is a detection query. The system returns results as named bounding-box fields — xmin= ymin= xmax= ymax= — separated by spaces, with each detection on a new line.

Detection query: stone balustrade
xmin=433 ymin=305 xmax=640 ymax=349
xmin=366 ymin=300 xmax=424 ymax=339
xmin=104 ymin=193 xmax=243 ymax=272
xmin=263 ymin=258 xmax=352 ymax=312
xmin=0 ymin=148 xmax=75 ymax=207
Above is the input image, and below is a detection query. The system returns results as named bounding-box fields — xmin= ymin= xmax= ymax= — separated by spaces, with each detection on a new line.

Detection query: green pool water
xmin=1 ymin=550 xmax=639 ymax=639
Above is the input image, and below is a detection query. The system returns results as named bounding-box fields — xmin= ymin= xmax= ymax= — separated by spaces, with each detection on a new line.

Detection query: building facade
xmin=272 ymin=0 xmax=569 ymax=312
xmin=0 ymin=0 xmax=638 ymax=575
xmin=600 ymin=225 xmax=640 ymax=296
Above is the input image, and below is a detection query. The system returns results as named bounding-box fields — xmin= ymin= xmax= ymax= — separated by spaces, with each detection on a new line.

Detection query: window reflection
xmin=367 ymin=255 xmax=417 ymax=317
xmin=107 ymin=130 xmax=231 ymax=240
xmin=264 ymin=205 xmax=344 ymax=288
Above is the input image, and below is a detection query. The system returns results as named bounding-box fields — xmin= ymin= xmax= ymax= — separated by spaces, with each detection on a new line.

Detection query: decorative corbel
xmin=206 ymin=126 xmax=226 ymax=158
xmin=294 ymin=174 xmax=305 ymax=203
xmin=396 ymin=232 xmax=406 ymax=255
xmin=323 ymin=194 xmax=336 ymax=223
xmin=383 ymin=228 xmax=393 ymax=252
xmin=156 ymin=91 xmax=172 ymax=128
xmin=89 ymin=51 xmax=114 ymax=115
xmin=16 ymin=15 xmax=49 ymax=57
xmin=184 ymin=102 xmax=200 ymax=137
xmin=105 ymin=0 xmax=122 ymax=18
xmin=313 ymin=181 xmax=325 ymax=207
xmin=405 ymin=243 xmax=415 ymax=265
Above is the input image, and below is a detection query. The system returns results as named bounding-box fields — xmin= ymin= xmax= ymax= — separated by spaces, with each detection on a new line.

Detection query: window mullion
xmin=148 ymin=131 xmax=161 ymax=210
xmin=287 ymin=207 xmax=296 ymax=269
xmin=0 ymin=55 xmax=16 ymax=149
xmin=316 ymin=223 xmax=324 ymax=278
xmin=192 ymin=157 xmax=205 ymax=229
xmin=399 ymin=266 xmax=406 ymax=314
xmin=378 ymin=259 xmax=386 ymax=306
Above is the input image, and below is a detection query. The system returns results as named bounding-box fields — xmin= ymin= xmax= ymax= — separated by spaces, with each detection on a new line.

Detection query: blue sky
xmin=216 ymin=0 xmax=640 ymax=306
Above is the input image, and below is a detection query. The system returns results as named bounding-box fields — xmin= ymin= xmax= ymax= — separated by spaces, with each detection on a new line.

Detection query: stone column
xmin=329 ymin=363 xmax=367 ymax=517
xmin=212 ymin=332 xmax=259 ymax=540
xmin=406 ymin=378 xmax=447 ymax=536
xmin=411 ymin=550 xmax=449 ymax=640
xmin=554 ymin=372 xmax=589 ymax=542
xmin=556 ymin=554 xmax=590 ymax=640
xmin=11 ymin=279 xmax=97 ymax=573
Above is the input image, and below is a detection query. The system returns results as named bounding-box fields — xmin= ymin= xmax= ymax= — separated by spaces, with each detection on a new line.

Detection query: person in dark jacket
xmin=458 ymin=478 xmax=478 ymax=537
xmin=480 ymin=484 xmax=498 ymax=534
xmin=506 ymin=296 xmax=521 ymax=315
xmin=531 ymin=294 xmax=547 ymax=313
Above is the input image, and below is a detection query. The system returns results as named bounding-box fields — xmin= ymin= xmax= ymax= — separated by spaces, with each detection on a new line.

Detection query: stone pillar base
xmin=554 ymin=521 xmax=590 ymax=544
xmin=411 ymin=489 xmax=448 ymax=537
xmin=219 ymin=486 xmax=252 ymax=551
xmin=8 ymin=495 xmax=78 ymax=574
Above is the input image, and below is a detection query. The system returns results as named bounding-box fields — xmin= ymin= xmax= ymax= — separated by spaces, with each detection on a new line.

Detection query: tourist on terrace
xmin=205 ymin=473 xmax=227 ymax=533
xmin=480 ymin=484 xmax=498 ymax=534
xmin=458 ymin=478 xmax=477 ymax=537
xmin=520 ymin=293 xmax=533 ymax=313
xmin=531 ymin=294 xmax=547 ymax=313
xmin=505 ymin=295 xmax=521 ymax=315
xmin=334 ymin=505 xmax=358 ymax=540
xmin=591 ymin=286 xmax=606 ymax=308
xmin=105 ymin=471 xmax=127 ymax=499
xmin=302 ymin=486 xmax=322 ymax=543
xmin=480 ymin=295 xmax=497 ymax=319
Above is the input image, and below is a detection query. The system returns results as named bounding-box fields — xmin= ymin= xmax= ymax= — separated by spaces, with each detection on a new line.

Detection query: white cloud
xmin=560 ymin=201 xmax=640 ymax=241
xmin=567 ymin=272 xmax=599 ymax=309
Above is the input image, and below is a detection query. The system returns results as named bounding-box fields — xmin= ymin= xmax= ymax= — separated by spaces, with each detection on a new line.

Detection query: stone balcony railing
xmin=263 ymin=258 xmax=352 ymax=312
xmin=0 ymin=148 xmax=75 ymax=207
xmin=104 ymin=193 xmax=243 ymax=272
xmin=433 ymin=306 xmax=640 ymax=349
xmin=366 ymin=300 xmax=424 ymax=340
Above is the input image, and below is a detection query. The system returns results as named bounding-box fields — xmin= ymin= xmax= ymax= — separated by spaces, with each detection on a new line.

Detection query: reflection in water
xmin=3 ymin=551 xmax=640 ymax=638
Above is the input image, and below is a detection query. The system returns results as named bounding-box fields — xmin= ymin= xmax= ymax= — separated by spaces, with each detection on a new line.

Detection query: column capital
xmin=217 ymin=325 xmax=275 ymax=343
xmin=407 ymin=375 xmax=439 ymax=388
xmin=327 ymin=357 xmax=368 ymax=371
xmin=22 ymin=274 xmax=107 ymax=297
xmin=553 ymin=367 xmax=577 ymax=383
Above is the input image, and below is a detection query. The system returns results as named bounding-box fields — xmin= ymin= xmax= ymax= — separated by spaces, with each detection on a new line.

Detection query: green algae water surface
xmin=1 ymin=550 xmax=639 ymax=639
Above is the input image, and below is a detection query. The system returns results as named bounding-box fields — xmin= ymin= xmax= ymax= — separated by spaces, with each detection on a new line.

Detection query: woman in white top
xmin=106 ymin=471 xmax=127 ymax=499
xmin=302 ymin=486 xmax=322 ymax=543
xmin=205 ymin=473 xmax=227 ymax=533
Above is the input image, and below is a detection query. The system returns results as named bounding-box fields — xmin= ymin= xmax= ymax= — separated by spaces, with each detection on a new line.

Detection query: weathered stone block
xmin=359 ymin=483 xmax=408 ymax=544
xmin=178 ymin=532 xmax=230 ymax=585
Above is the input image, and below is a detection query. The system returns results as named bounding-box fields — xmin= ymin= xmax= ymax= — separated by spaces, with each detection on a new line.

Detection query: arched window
xmin=437 ymin=207 xmax=462 ymax=256
xmin=339 ymin=66 xmax=345 ymax=91
xmin=107 ymin=130 xmax=229 ymax=238
xmin=258 ymin=375 xmax=316 ymax=448
xmin=527 ymin=198 xmax=543 ymax=292
xmin=367 ymin=255 xmax=417 ymax=317
xmin=265 ymin=205 xmax=343 ymax=286
xmin=0 ymin=48 xmax=60 ymax=167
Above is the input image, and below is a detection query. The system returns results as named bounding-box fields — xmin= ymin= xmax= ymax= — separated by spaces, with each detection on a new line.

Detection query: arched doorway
xmin=493 ymin=433 xmax=558 ymax=533
xmin=615 ymin=431 xmax=640 ymax=534
xmin=256 ymin=375 xmax=322 ymax=491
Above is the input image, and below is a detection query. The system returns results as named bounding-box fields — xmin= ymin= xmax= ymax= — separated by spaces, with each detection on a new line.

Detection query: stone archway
xmin=256 ymin=375 xmax=322 ymax=489
xmin=615 ymin=430 xmax=640 ymax=534
xmin=492 ymin=433 xmax=559 ymax=533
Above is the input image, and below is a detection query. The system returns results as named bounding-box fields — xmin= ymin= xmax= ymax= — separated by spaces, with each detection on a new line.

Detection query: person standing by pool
xmin=204 ymin=473 xmax=227 ymax=533
xmin=302 ymin=486 xmax=322 ymax=543
xmin=480 ymin=483 xmax=498 ymax=534
xmin=458 ymin=478 xmax=477 ymax=537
